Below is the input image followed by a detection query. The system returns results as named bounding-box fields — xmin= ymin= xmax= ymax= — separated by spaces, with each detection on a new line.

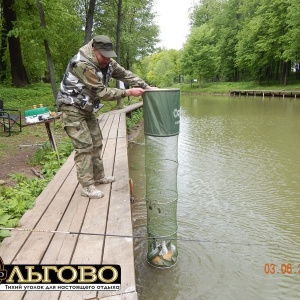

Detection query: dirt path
xmin=0 ymin=118 xmax=67 ymax=185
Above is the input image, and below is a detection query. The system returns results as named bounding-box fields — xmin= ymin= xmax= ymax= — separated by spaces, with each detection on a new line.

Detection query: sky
xmin=153 ymin=0 xmax=195 ymax=50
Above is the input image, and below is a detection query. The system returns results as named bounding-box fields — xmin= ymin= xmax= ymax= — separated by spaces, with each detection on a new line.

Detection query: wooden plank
xmin=10 ymin=166 xmax=78 ymax=264
xmin=98 ymin=112 xmax=109 ymax=128
xmin=110 ymin=114 xmax=121 ymax=138
xmin=98 ymin=237 xmax=136 ymax=299
xmin=0 ymin=291 xmax=25 ymax=300
xmin=99 ymin=115 xmax=136 ymax=298
xmin=101 ymin=114 xmax=115 ymax=141
xmin=99 ymin=292 xmax=138 ymax=300
xmin=61 ymin=186 xmax=111 ymax=300
xmin=118 ymin=113 xmax=127 ymax=139
xmin=109 ymin=102 xmax=143 ymax=115
xmin=22 ymin=170 xmax=83 ymax=300
xmin=106 ymin=139 xmax=131 ymax=236
xmin=102 ymin=114 xmax=119 ymax=177
xmin=60 ymin=113 xmax=120 ymax=300
xmin=39 ymin=186 xmax=85 ymax=264
xmin=23 ymin=184 xmax=86 ymax=300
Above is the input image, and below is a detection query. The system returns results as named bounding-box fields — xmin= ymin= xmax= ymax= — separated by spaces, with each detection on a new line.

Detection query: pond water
xmin=128 ymin=94 xmax=300 ymax=300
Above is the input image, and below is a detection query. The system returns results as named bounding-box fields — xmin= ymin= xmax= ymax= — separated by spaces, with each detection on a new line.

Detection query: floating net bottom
xmin=147 ymin=233 xmax=178 ymax=269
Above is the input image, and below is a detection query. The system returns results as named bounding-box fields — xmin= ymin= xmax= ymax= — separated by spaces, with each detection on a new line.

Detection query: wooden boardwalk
xmin=0 ymin=102 xmax=143 ymax=300
xmin=230 ymin=90 xmax=300 ymax=98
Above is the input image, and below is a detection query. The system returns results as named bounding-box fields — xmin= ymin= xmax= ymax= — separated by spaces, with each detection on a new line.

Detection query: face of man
xmin=93 ymin=48 xmax=111 ymax=68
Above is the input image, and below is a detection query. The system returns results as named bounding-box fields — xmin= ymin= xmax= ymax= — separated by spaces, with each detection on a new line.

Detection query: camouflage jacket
xmin=56 ymin=39 xmax=149 ymax=112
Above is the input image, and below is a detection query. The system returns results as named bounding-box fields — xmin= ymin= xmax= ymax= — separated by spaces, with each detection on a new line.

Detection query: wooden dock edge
xmin=230 ymin=90 xmax=300 ymax=98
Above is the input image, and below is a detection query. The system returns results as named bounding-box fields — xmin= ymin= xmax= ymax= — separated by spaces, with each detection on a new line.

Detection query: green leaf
xmin=0 ymin=230 xmax=11 ymax=239
xmin=0 ymin=214 xmax=12 ymax=225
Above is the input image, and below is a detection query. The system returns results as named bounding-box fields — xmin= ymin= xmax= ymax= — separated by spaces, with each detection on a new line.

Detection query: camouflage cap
xmin=92 ymin=35 xmax=117 ymax=58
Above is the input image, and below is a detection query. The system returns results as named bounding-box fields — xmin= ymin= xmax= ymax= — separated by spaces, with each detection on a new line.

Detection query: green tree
xmin=84 ymin=0 xmax=97 ymax=44
xmin=36 ymin=0 xmax=57 ymax=99
xmin=236 ymin=0 xmax=291 ymax=84
xmin=215 ymin=0 xmax=242 ymax=81
xmin=184 ymin=0 xmax=299 ymax=85
xmin=181 ymin=24 xmax=220 ymax=82
xmin=133 ymin=49 xmax=182 ymax=87
xmin=95 ymin=0 xmax=158 ymax=69
xmin=0 ymin=0 xmax=158 ymax=88
xmin=284 ymin=0 xmax=300 ymax=80
xmin=0 ymin=0 xmax=83 ymax=85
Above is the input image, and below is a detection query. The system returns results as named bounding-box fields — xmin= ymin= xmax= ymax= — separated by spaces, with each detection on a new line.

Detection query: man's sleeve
xmin=72 ymin=61 xmax=127 ymax=100
xmin=111 ymin=60 xmax=149 ymax=89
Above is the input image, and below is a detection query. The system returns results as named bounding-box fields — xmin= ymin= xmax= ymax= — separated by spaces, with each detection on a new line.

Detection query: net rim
xmin=143 ymin=88 xmax=180 ymax=93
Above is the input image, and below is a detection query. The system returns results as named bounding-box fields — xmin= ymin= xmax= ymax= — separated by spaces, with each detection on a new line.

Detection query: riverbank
xmin=176 ymin=81 xmax=300 ymax=94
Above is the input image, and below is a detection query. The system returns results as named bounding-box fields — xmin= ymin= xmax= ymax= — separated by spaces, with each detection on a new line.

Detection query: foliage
xmin=0 ymin=0 xmax=159 ymax=85
xmin=283 ymin=0 xmax=300 ymax=61
xmin=0 ymin=139 xmax=73 ymax=241
xmin=183 ymin=0 xmax=300 ymax=85
xmin=131 ymin=0 xmax=300 ymax=87
xmin=0 ymin=83 xmax=55 ymax=110
xmin=126 ymin=108 xmax=143 ymax=131
xmin=2 ymin=0 xmax=300 ymax=88
xmin=94 ymin=0 xmax=159 ymax=69
xmin=181 ymin=24 xmax=220 ymax=81
xmin=176 ymin=81 xmax=300 ymax=94
xmin=133 ymin=49 xmax=182 ymax=87
xmin=3 ymin=0 xmax=83 ymax=84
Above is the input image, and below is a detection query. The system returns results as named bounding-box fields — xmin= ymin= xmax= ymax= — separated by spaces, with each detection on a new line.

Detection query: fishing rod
xmin=0 ymin=226 xmax=272 ymax=247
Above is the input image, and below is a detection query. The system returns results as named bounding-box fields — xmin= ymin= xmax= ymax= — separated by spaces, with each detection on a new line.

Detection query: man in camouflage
xmin=56 ymin=35 xmax=154 ymax=198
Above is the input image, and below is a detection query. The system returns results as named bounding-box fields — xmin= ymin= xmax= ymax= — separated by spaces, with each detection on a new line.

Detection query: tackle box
xmin=24 ymin=107 xmax=51 ymax=123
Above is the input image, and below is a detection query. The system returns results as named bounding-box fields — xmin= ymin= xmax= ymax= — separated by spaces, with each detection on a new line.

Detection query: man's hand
xmin=125 ymin=88 xmax=145 ymax=97
xmin=145 ymin=85 xmax=159 ymax=90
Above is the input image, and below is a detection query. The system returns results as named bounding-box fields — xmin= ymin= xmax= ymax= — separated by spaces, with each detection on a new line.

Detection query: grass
xmin=126 ymin=108 xmax=143 ymax=131
xmin=0 ymin=139 xmax=74 ymax=240
xmin=0 ymin=83 xmax=138 ymax=159
xmin=0 ymin=83 xmax=125 ymax=114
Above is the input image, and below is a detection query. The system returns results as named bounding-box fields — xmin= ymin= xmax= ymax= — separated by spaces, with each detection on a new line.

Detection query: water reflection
xmin=128 ymin=95 xmax=300 ymax=300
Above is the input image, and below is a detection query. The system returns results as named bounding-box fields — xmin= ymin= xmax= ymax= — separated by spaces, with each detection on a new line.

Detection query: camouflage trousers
xmin=60 ymin=105 xmax=105 ymax=187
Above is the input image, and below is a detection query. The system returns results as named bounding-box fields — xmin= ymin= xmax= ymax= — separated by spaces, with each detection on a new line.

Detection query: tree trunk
xmin=234 ymin=67 xmax=239 ymax=82
xmin=116 ymin=0 xmax=123 ymax=108
xmin=84 ymin=0 xmax=96 ymax=45
xmin=36 ymin=0 xmax=58 ymax=100
xmin=296 ymin=62 xmax=300 ymax=80
xmin=280 ymin=60 xmax=290 ymax=86
xmin=0 ymin=1 xmax=8 ymax=81
xmin=3 ymin=0 xmax=30 ymax=87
